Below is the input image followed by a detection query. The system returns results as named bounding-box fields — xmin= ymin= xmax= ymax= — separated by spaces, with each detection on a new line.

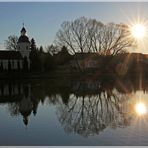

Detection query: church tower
xmin=17 ymin=25 xmax=31 ymax=69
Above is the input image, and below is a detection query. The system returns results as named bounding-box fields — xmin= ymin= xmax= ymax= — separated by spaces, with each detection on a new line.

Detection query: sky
xmin=1 ymin=2 xmax=148 ymax=53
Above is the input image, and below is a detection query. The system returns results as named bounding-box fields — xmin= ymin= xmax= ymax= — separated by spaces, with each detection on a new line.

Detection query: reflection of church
xmin=19 ymin=84 xmax=36 ymax=126
xmin=0 ymin=26 xmax=31 ymax=70
xmin=0 ymin=82 xmax=38 ymax=126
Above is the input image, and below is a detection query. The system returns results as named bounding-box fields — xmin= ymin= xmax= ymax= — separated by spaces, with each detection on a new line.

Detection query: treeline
xmin=29 ymin=38 xmax=72 ymax=72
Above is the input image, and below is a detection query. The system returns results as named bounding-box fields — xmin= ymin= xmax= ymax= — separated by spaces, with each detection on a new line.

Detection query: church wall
xmin=0 ymin=83 xmax=24 ymax=96
xmin=13 ymin=60 xmax=17 ymax=69
xmin=0 ymin=59 xmax=24 ymax=71
xmin=3 ymin=60 xmax=8 ymax=70
xmin=17 ymin=42 xmax=30 ymax=58
xmin=20 ymin=60 xmax=23 ymax=69
xmin=10 ymin=60 xmax=13 ymax=70
xmin=18 ymin=42 xmax=31 ymax=69
xmin=3 ymin=84 xmax=9 ymax=95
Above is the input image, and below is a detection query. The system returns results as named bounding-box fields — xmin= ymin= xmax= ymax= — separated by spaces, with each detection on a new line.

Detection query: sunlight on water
xmin=135 ymin=102 xmax=147 ymax=115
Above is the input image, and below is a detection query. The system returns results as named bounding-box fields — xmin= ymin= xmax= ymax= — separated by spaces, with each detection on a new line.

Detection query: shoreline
xmin=0 ymin=70 xmax=146 ymax=81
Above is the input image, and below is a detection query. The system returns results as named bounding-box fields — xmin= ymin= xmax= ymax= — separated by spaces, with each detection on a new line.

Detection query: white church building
xmin=0 ymin=26 xmax=31 ymax=71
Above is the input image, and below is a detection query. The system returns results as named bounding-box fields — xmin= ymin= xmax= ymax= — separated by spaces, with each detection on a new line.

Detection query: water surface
xmin=0 ymin=77 xmax=148 ymax=145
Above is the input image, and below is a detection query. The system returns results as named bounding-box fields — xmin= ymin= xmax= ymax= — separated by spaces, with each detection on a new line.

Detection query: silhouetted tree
xmin=55 ymin=17 xmax=136 ymax=55
xmin=55 ymin=17 xmax=89 ymax=54
xmin=30 ymin=38 xmax=36 ymax=51
xmin=39 ymin=46 xmax=44 ymax=53
xmin=46 ymin=44 xmax=60 ymax=55
xmin=54 ymin=46 xmax=72 ymax=65
xmin=5 ymin=35 xmax=18 ymax=50
xmin=30 ymin=50 xmax=42 ymax=71
xmin=44 ymin=53 xmax=54 ymax=71
xmin=61 ymin=46 xmax=69 ymax=53
xmin=30 ymin=39 xmax=42 ymax=71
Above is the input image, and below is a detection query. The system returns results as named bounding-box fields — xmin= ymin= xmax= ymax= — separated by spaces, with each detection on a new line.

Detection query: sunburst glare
xmin=135 ymin=102 xmax=147 ymax=115
xmin=119 ymin=7 xmax=148 ymax=53
xmin=131 ymin=24 xmax=146 ymax=39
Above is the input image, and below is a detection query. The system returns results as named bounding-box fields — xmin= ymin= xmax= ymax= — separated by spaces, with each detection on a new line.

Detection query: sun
xmin=131 ymin=24 xmax=146 ymax=39
xmin=135 ymin=102 xmax=147 ymax=115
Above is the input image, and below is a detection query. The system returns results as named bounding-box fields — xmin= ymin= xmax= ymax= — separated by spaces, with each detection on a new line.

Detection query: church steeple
xmin=20 ymin=23 xmax=26 ymax=36
xmin=17 ymin=24 xmax=31 ymax=69
xmin=18 ymin=25 xmax=30 ymax=43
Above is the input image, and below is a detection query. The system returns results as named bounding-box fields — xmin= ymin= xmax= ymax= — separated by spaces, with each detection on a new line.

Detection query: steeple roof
xmin=18 ymin=26 xmax=30 ymax=43
xmin=21 ymin=27 xmax=26 ymax=33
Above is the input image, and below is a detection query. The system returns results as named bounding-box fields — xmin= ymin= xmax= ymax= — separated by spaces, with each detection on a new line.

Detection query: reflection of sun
xmin=131 ymin=24 xmax=146 ymax=39
xmin=135 ymin=102 xmax=147 ymax=115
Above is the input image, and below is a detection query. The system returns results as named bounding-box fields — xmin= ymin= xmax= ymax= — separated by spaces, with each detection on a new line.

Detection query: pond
xmin=0 ymin=76 xmax=148 ymax=146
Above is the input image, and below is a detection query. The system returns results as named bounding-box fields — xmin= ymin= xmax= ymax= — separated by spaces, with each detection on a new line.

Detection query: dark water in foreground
xmin=1 ymin=76 xmax=148 ymax=146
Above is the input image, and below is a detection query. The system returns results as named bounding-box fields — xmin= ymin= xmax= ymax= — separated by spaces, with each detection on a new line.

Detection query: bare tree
xmin=99 ymin=23 xmax=135 ymax=55
xmin=86 ymin=19 xmax=104 ymax=53
xmin=55 ymin=17 xmax=90 ymax=54
xmin=46 ymin=44 xmax=60 ymax=55
xmin=55 ymin=17 xmax=135 ymax=55
xmin=5 ymin=35 xmax=18 ymax=51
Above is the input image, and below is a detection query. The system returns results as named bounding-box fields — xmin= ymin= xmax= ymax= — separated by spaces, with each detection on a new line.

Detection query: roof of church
xmin=18 ymin=26 xmax=30 ymax=43
xmin=21 ymin=27 xmax=26 ymax=33
xmin=0 ymin=51 xmax=23 ymax=60
xmin=18 ymin=35 xmax=30 ymax=43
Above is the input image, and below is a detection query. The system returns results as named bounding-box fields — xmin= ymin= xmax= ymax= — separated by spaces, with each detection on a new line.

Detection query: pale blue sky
xmin=0 ymin=2 xmax=148 ymax=52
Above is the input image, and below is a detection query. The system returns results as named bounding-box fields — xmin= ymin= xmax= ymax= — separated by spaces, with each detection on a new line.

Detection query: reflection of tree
xmin=57 ymin=81 xmax=132 ymax=137
xmin=0 ymin=76 xmax=147 ymax=132
xmin=7 ymin=103 xmax=20 ymax=117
